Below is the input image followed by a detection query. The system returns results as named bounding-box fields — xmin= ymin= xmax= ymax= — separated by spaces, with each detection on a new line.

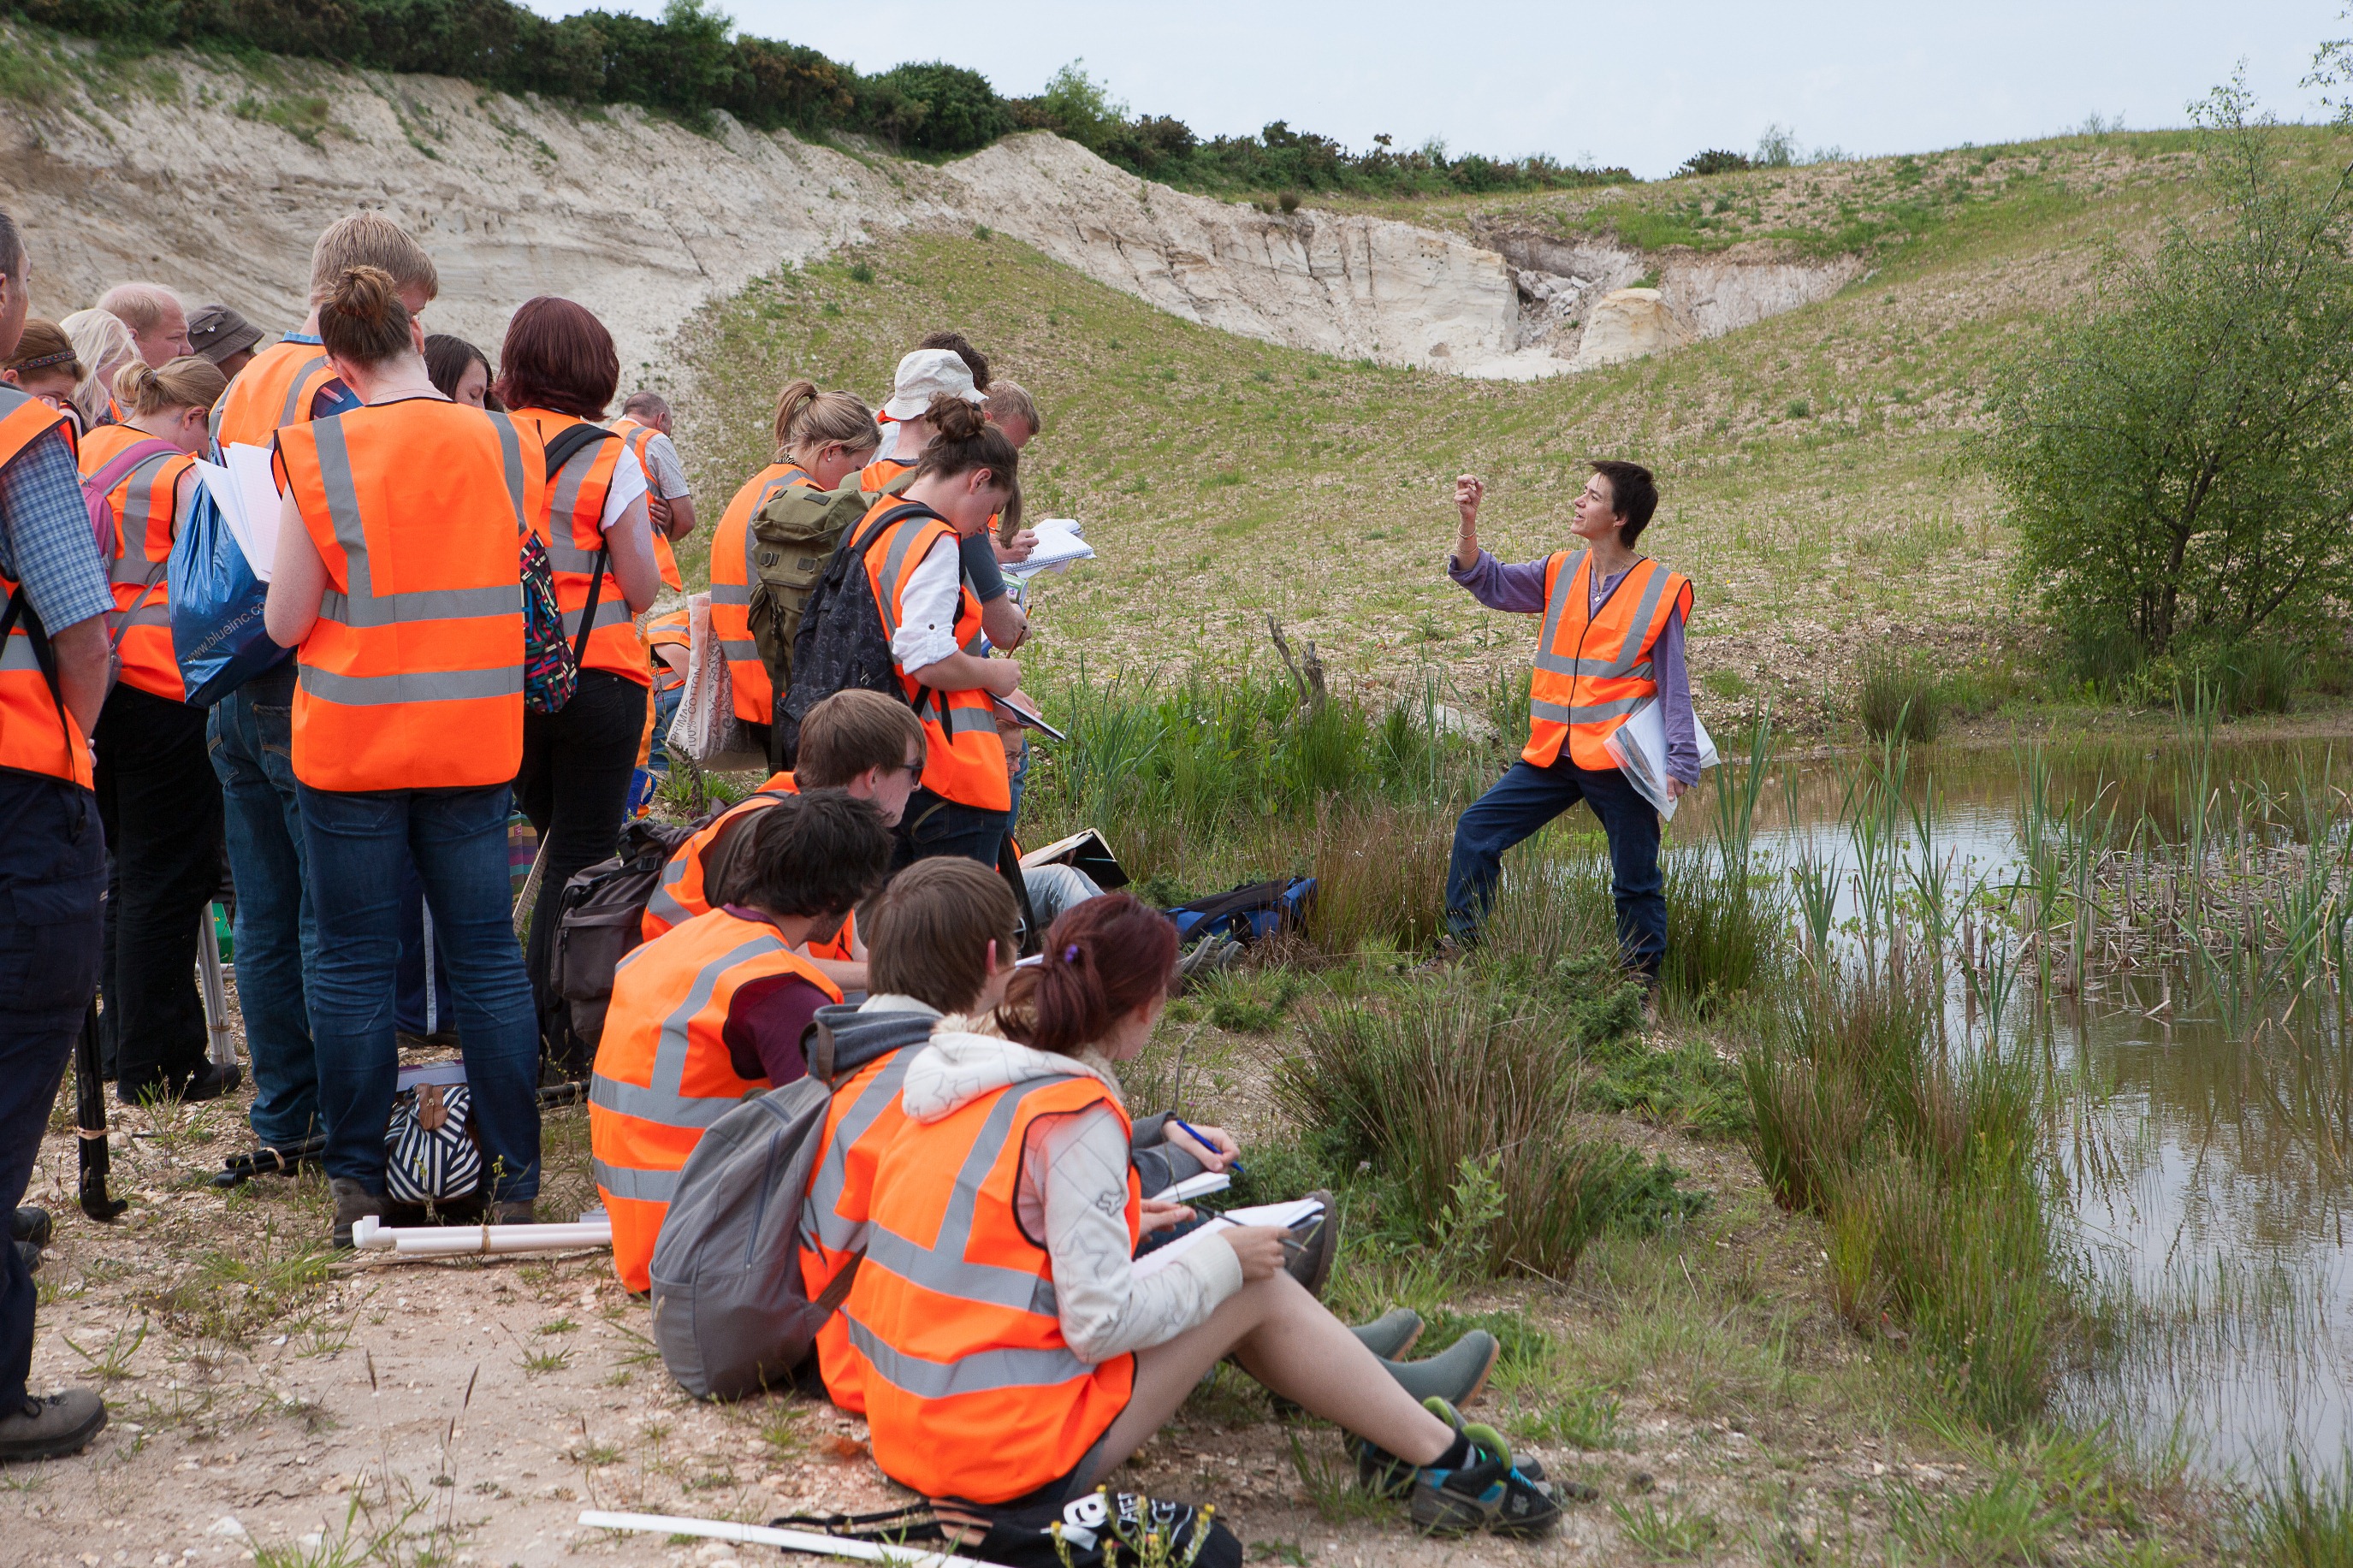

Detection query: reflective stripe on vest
xmin=590 ymin=908 xmax=843 ymax=1291
xmin=856 ymin=501 xmax=1010 ymax=813
xmin=80 ymin=428 xmax=192 ymax=702
xmin=800 ymin=1042 xmax=918 ymax=1411
xmin=845 ymin=1074 xmax=1135 ymax=1502
xmin=1522 ymin=552 xmax=1692 ymax=772
xmin=210 ymin=341 xmax=335 ymax=450
xmin=711 ymin=462 xmax=808 ymax=725
xmin=279 ymin=402 xmax=538 ymax=790
xmin=611 ymin=417 xmax=685 ymax=590
xmin=514 ymin=408 xmax=649 ymax=688
xmin=0 ymin=389 xmax=92 ymax=789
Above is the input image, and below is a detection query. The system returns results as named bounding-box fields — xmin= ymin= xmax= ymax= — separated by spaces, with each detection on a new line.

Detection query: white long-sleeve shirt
xmin=888 ymin=533 xmax=964 ymax=672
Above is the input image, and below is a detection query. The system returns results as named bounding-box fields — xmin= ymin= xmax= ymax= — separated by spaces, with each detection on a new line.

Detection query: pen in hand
xmin=1172 ymin=1116 xmax=1243 ymax=1175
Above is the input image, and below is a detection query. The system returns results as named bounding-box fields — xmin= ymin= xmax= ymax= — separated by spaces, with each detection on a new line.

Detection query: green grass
xmin=2248 ymin=1454 xmax=2353 ymax=1568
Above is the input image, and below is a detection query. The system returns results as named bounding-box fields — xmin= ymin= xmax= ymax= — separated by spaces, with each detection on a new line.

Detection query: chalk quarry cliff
xmin=0 ymin=38 xmax=1854 ymax=386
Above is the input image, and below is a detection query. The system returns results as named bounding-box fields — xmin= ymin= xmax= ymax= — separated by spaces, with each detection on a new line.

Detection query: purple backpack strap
xmin=81 ymin=438 xmax=182 ymax=556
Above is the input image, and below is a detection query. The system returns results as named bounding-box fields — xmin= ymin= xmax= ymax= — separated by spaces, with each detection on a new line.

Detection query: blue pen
xmin=1172 ymin=1116 xmax=1243 ymax=1176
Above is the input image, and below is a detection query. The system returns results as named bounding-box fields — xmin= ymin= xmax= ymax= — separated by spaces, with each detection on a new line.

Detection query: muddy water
xmin=1692 ymin=737 xmax=2353 ymax=1476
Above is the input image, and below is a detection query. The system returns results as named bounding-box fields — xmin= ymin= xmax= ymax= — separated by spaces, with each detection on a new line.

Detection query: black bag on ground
xmin=542 ymin=816 xmax=704 ymax=1070
xmin=773 ymin=502 xmax=938 ymax=768
xmin=770 ymin=1490 xmax=1242 ymax=1568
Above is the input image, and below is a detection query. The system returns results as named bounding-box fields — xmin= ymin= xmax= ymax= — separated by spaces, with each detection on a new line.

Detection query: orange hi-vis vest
xmin=710 ymin=461 xmax=811 ymax=725
xmin=799 ymin=1041 xmax=921 ymax=1413
xmin=1523 ymin=552 xmax=1693 ymax=772
xmin=610 ymin=416 xmax=685 ymax=591
xmin=640 ymin=772 xmax=856 ymax=960
xmin=79 ymin=425 xmax=193 ymax=702
xmin=857 ymin=454 xmax=914 ymax=496
xmin=276 ymin=399 xmax=543 ymax=793
xmin=0 ymin=389 xmax=92 ymax=789
xmin=857 ymin=500 xmax=1009 ymax=813
xmin=510 ymin=407 xmax=649 ymax=689
xmin=845 ymin=1073 xmax=1139 ymax=1503
xmin=211 ymin=338 xmax=337 ymax=450
xmin=590 ymin=907 xmax=845 ymax=1292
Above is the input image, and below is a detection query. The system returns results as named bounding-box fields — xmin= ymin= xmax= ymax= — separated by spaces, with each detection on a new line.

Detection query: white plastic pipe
xmin=350 ymin=1216 xmax=611 ymax=1256
xmin=578 ymin=1510 xmax=1014 ymax=1568
xmin=198 ymin=907 xmax=237 ymax=1069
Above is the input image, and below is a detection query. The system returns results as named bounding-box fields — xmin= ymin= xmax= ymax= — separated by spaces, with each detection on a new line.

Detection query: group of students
xmin=583 ymin=692 xmax=1564 ymax=1553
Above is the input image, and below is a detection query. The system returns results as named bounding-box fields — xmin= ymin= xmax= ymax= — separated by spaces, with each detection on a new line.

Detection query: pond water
xmin=1696 ymin=736 xmax=2353 ymax=1477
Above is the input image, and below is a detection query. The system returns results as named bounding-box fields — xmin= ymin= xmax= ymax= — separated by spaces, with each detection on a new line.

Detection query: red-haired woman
xmin=492 ymin=298 xmax=664 ymax=1047
xmin=839 ymin=895 xmax=1561 ymax=1553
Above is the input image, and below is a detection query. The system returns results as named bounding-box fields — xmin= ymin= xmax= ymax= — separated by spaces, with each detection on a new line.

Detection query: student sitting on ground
xmin=592 ymin=791 xmax=893 ymax=1293
xmin=840 ymin=894 xmax=1558 ymax=1545
xmin=642 ymin=689 xmax=928 ymax=991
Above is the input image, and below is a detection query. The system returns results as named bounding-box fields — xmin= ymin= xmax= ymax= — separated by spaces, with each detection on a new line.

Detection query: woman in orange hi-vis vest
xmin=843 ymin=893 xmax=1561 ymax=1546
xmin=847 ymin=393 xmax=1022 ymax=870
xmin=590 ymin=790 xmax=890 ymax=1292
xmin=491 ymin=299 xmax=664 ymax=1051
xmin=79 ymin=355 xmax=234 ymax=1105
xmin=711 ymin=382 xmax=878 ymax=767
xmin=262 ymin=266 xmax=549 ymax=1251
xmin=1442 ymin=462 xmax=1698 ymax=984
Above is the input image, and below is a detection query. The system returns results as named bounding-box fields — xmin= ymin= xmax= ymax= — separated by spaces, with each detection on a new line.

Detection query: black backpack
xmin=774 ymin=502 xmax=936 ymax=767
xmin=542 ymin=815 xmax=705 ymax=1074
xmin=521 ymin=422 xmax=620 ymax=717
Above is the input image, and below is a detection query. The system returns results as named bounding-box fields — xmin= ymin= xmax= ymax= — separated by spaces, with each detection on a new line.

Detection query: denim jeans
xmin=1445 ymin=757 xmax=1667 ymax=976
xmin=0 ymin=773 xmax=104 ymax=1406
xmin=516 ymin=670 xmax=648 ymax=1029
xmin=95 ymin=683 xmax=224 ymax=1098
xmin=298 ymin=781 xmax=540 ymax=1200
xmin=895 ymin=785 xmax=1009 ymax=872
xmin=1005 ymin=739 xmax=1031 ymax=834
xmin=208 ymin=666 xmax=321 ymax=1149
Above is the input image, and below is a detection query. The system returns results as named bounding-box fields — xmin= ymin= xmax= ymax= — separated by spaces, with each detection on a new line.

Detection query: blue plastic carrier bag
xmin=169 ymin=482 xmax=288 ymax=707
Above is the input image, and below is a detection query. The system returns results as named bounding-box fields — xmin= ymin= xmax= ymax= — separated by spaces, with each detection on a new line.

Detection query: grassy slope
xmin=673 ymin=128 xmax=2353 ymax=735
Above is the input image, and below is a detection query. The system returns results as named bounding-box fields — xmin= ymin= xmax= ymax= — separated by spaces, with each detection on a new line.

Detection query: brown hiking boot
xmin=0 ymin=1389 xmax=106 ymax=1462
xmin=329 ymin=1178 xmax=384 ymax=1250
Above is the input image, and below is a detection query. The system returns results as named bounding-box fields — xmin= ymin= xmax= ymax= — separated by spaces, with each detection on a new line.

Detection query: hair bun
xmin=331 ymin=265 xmax=397 ymax=325
xmin=927 ymin=392 xmax=985 ymax=440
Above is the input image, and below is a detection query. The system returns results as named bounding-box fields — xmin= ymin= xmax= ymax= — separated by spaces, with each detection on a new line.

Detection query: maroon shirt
xmin=716 ymin=905 xmax=829 ymax=1086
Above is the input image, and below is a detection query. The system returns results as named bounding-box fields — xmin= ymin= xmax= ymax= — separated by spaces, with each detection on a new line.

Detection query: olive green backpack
xmin=745 ymin=466 xmax=915 ymax=696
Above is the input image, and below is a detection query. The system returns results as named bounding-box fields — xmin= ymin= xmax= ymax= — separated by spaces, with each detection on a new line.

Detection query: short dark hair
xmin=494 ymin=296 xmax=619 ymax=419
xmin=424 ymin=334 xmax=495 ymax=405
xmin=0 ymin=210 xmax=27 ymax=282
xmin=1590 ymin=460 xmax=1658 ymax=544
xmin=866 ymin=859 xmax=1019 ymax=1014
xmin=737 ymin=790 xmax=892 ymax=920
xmin=797 ymin=689 xmax=925 ymax=790
xmin=916 ymin=329 xmax=989 ymax=391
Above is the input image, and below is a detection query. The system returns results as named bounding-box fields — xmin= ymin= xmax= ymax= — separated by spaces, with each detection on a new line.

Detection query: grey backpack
xmin=647 ymin=1078 xmax=847 ymax=1399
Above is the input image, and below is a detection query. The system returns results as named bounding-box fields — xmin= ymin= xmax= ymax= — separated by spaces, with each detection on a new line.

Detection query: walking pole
xmin=197 ymin=905 xmax=237 ymax=1071
xmin=74 ymin=1002 xmax=126 ymax=1222
xmin=513 ymin=834 xmax=549 ymax=944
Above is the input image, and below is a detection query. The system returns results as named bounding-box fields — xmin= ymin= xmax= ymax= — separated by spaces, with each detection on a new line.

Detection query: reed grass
xmin=2249 ymin=1453 xmax=2353 ymax=1568
xmin=1857 ymin=647 xmax=1946 ymax=743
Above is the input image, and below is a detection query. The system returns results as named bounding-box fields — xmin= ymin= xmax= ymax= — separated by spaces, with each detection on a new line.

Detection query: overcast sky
xmin=532 ymin=1 xmax=2339 ymax=177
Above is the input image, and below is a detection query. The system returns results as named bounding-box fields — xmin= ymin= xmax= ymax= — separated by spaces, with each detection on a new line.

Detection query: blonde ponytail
xmin=115 ymin=355 xmax=228 ymax=419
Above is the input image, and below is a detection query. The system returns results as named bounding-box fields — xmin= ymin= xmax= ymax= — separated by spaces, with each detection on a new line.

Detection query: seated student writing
xmin=839 ymin=895 xmax=1559 ymax=1544
xmin=592 ymin=791 xmax=893 ymax=1293
xmin=643 ymin=689 xmax=927 ymax=992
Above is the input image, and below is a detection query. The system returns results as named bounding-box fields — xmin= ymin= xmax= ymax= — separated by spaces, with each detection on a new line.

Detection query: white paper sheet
xmin=224 ymin=443 xmax=283 ymax=579
xmin=1130 ymin=1197 xmax=1324 ymax=1279
xmin=1149 ymin=1171 xmax=1233 ymax=1204
xmin=1003 ymin=518 xmax=1096 ymax=580
xmin=1605 ymin=699 xmax=1720 ymax=820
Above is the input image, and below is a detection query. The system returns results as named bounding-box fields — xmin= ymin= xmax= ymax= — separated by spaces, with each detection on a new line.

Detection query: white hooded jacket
xmin=900 ymin=1015 xmax=1243 ymax=1364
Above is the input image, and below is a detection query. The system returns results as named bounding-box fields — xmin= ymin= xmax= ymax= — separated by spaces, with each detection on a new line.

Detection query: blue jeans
xmin=0 ymin=773 xmax=104 ymax=1406
xmin=298 ymin=781 xmax=540 ymax=1200
xmin=1005 ymin=739 xmax=1031 ymax=834
xmin=1445 ymin=758 xmax=1666 ymax=976
xmin=208 ymin=667 xmax=320 ymax=1149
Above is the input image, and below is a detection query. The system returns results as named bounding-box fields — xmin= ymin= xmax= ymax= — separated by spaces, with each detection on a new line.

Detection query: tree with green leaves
xmin=1984 ymin=78 xmax=2353 ymax=658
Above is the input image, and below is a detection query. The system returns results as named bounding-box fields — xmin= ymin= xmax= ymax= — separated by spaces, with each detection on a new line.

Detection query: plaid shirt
xmin=0 ymin=425 xmax=112 ymax=635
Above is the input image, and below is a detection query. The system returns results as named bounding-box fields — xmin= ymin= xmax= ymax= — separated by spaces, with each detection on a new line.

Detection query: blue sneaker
xmin=1407 ymin=1398 xmax=1560 ymax=1538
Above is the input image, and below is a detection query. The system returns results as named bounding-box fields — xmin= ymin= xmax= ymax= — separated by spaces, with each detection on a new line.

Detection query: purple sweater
xmin=1450 ymin=549 xmax=1700 ymax=785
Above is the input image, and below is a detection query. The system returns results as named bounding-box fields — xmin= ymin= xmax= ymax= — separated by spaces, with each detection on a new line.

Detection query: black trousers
xmin=516 ymin=669 xmax=648 ymax=1026
xmin=95 ymin=683 xmax=225 ymax=1098
xmin=0 ymin=772 xmax=104 ymax=1407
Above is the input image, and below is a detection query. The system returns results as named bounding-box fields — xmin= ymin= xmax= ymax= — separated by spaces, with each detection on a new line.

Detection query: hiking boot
xmin=180 ymin=1061 xmax=242 ymax=1103
xmin=1408 ymin=1397 xmax=1560 ymax=1538
xmin=1284 ymin=1192 xmax=1338 ymax=1298
xmin=1348 ymin=1390 xmax=1546 ymax=1500
xmin=489 ymin=1199 xmax=536 ymax=1226
xmin=0 ymin=1388 xmax=107 ymax=1462
xmin=330 ymin=1179 xmax=384 ymax=1250
xmin=1380 ymin=1329 xmax=1500 ymax=1407
xmin=1413 ymin=935 xmax=1469 ymax=975
xmin=1348 ymin=1307 xmax=1423 ymax=1361
xmin=11 ymin=1207 xmax=50 ymax=1248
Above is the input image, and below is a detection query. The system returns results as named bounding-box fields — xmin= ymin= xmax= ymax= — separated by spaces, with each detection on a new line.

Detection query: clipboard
xmin=993 ymin=695 xmax=1067 ymax=742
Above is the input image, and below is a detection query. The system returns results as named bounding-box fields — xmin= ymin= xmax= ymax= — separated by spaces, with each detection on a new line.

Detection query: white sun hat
xmin=880 ymin=347 xmax=986 ymax=421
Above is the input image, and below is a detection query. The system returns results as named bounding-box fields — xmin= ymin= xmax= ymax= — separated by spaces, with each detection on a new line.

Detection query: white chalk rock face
xmin=1574 ymin=287 xmax=1692 ymax=369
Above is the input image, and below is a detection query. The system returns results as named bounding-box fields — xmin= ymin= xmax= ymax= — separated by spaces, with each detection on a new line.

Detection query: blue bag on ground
xmin=169 ymin=481 xmax=289 ymax=707
xmin=1163 ymin=877 xmax=1317 ymax=944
